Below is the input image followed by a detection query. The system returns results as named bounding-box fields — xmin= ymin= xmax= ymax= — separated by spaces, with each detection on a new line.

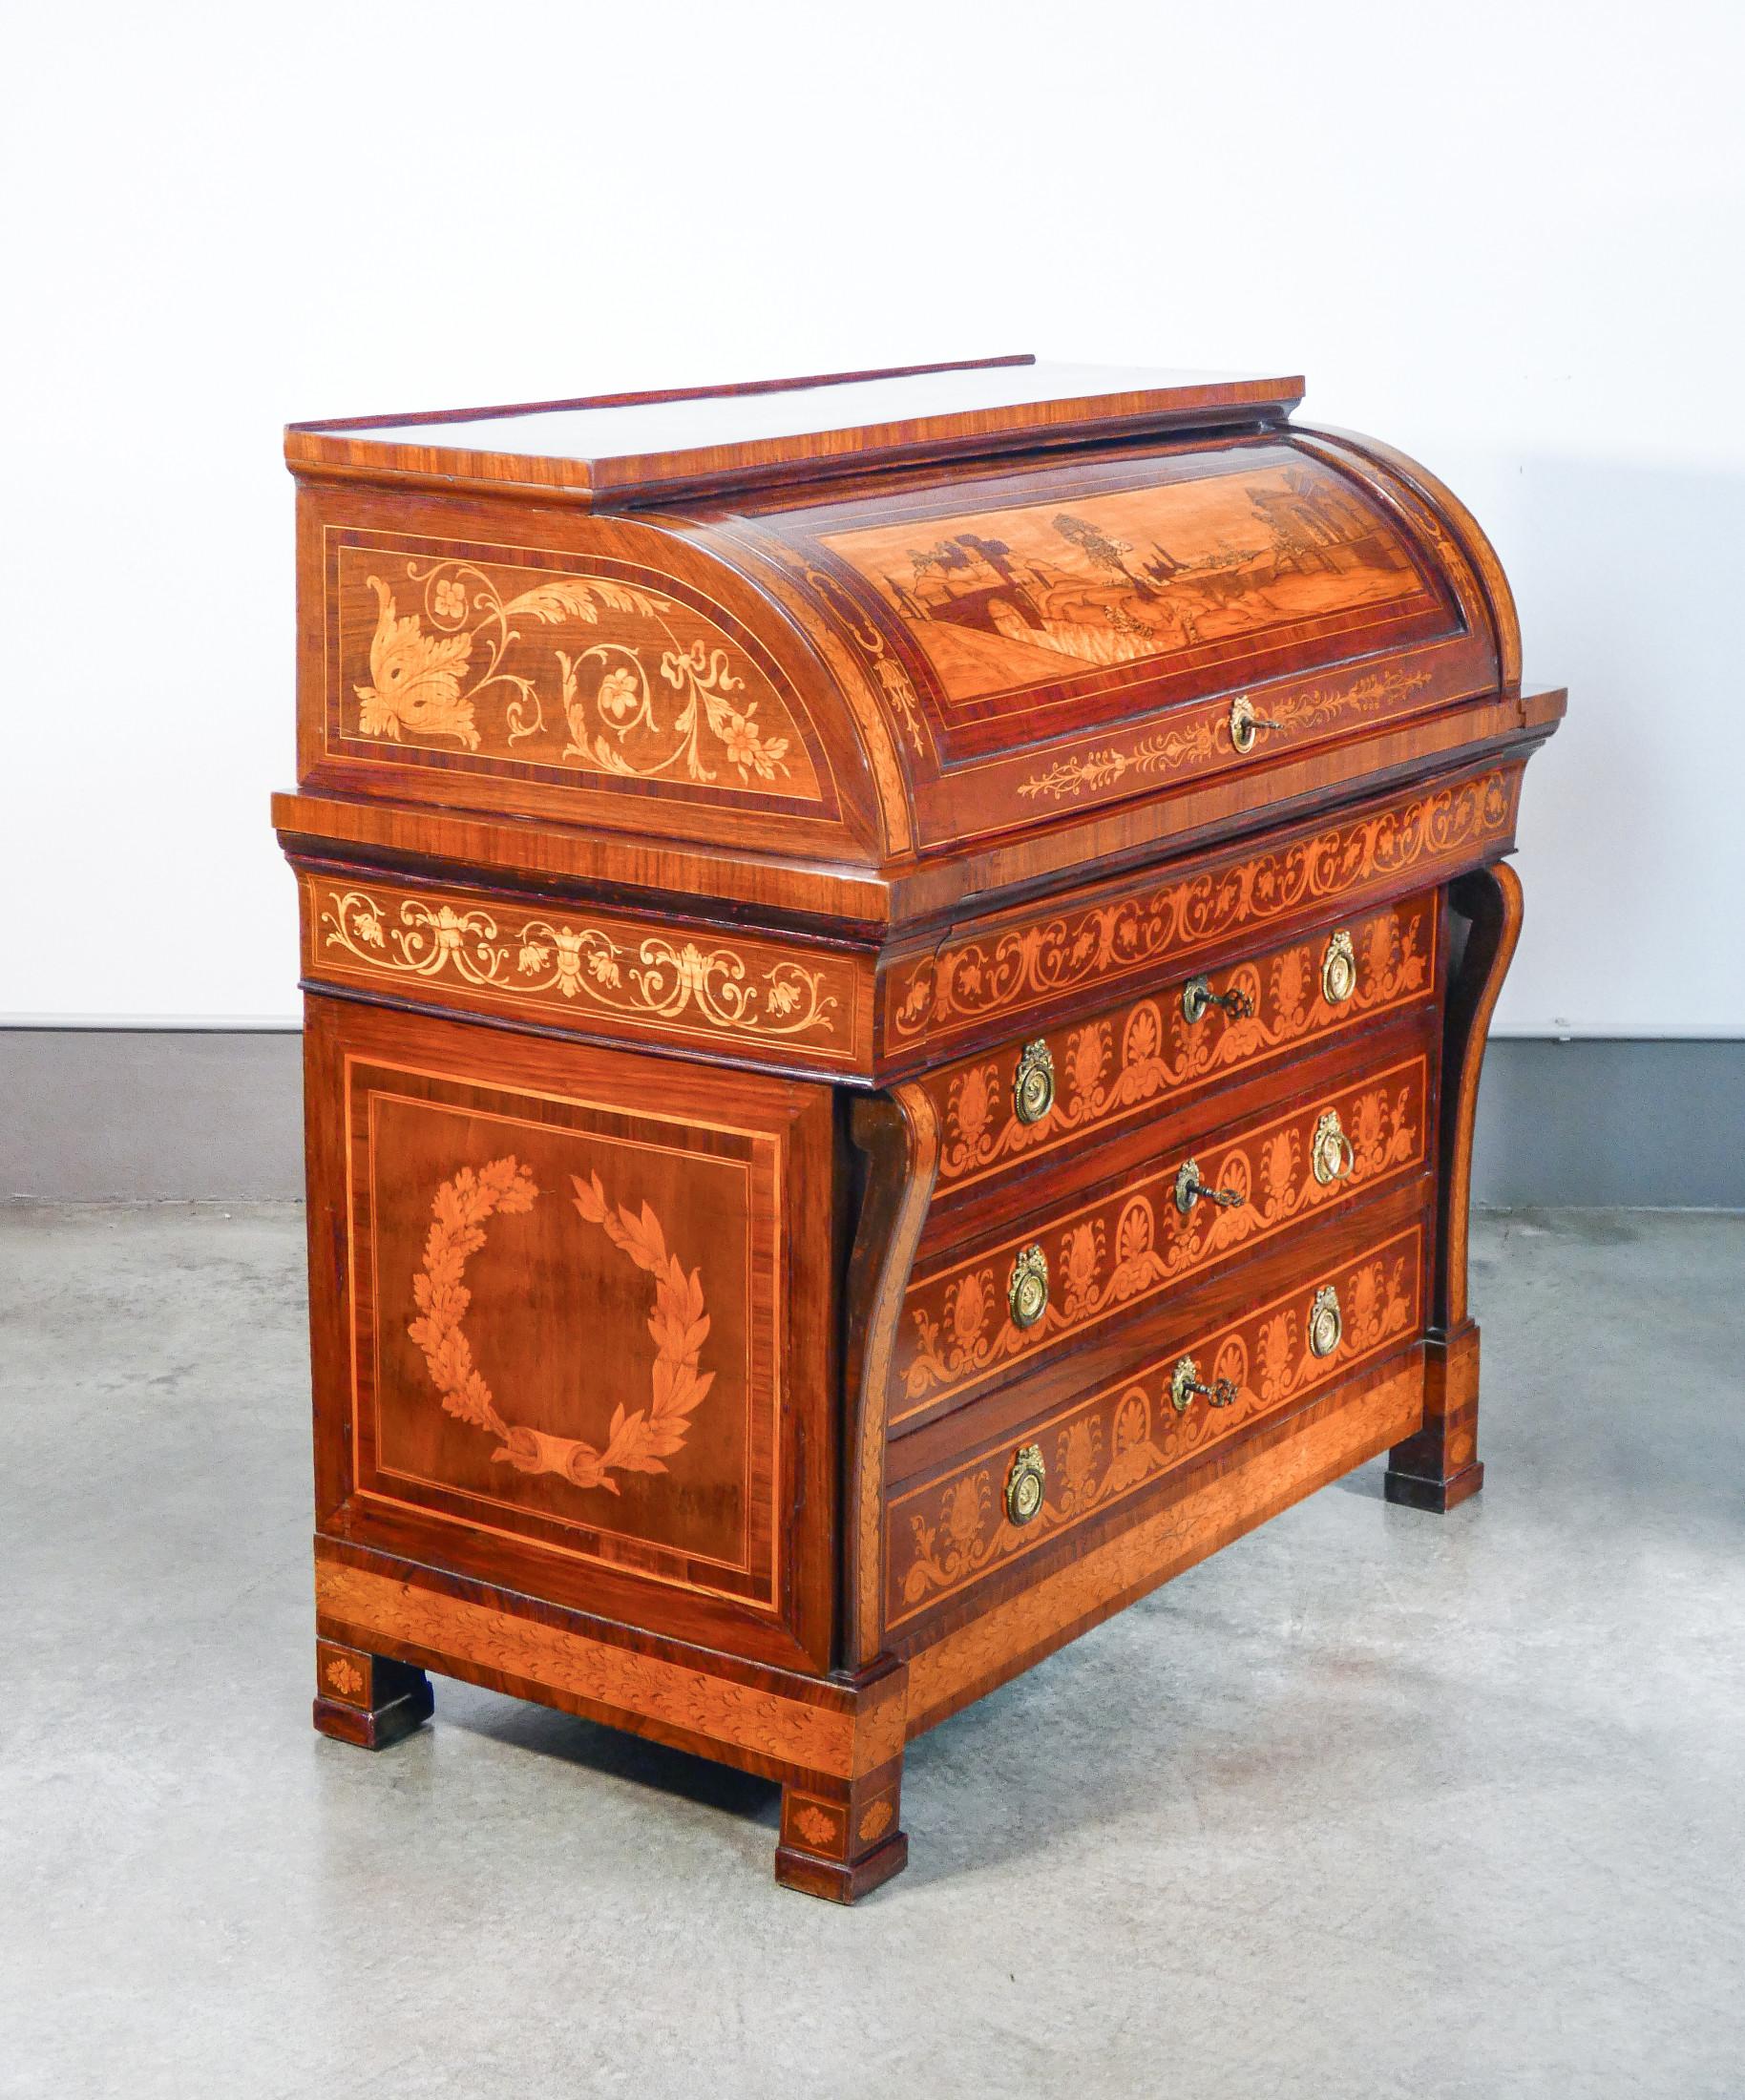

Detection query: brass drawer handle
xmin=1230 ymin=694 xmax=1283 ymax=754
xmin=1013 ymin=1039 xmax=1055 ymax=1124
xmin=1181 ymin=974 xmax=1254 ymax=1025
xmin=1008 ymin=1245 xmax=1050 ymax=1329
xmin=1311 ymin=1108 xmax=1356 ymax=1186
xmin=1169 ymin=1355 xmax=1239 ymax=1413
xmin=1308 ymin=1284 xmax=1342 ymax=1358
xmin=1005 ymin=1443 xmax=1046 ymax=1525
xmin=1174 ymin=1158 xmax=1247 ymax=1216
xmin=1320 ymin=928 xmax=1357 ymax=1005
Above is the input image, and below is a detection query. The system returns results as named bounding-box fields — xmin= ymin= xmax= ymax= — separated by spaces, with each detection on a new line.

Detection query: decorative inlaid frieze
xmin=929 ymin=892 xmax=1436 ymax=1190
xmin=1016 ymin=667 xmax=1434 ymax=802
xmin=305 ymin=876 xmax=858 ymax=1061
xmin=894 ymin=1056 xmax=1427 ymax=1418
xmin=888 ymin=1228 xmax=1421 ymax=1620
xmin=886 ymin=768 xmax=1515 ymax=1045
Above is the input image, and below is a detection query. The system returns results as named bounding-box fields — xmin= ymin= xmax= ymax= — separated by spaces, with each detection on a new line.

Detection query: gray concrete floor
xmin=1 ymin=1207 xmax=1741 ymax=2099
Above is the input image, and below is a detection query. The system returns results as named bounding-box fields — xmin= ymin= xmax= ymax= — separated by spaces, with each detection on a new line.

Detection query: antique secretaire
xmin=277 ymin=355 xmax=1563 ymax=1900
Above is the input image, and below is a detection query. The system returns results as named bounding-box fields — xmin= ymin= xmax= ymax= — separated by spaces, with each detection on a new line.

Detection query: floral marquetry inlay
xmin=333 ymin=541 xmax=819 ymax=799
xmin=309 ymin=881 xmax=852 ymax=1058
xmin=889 ymin=1230 xmax=1421 ymax=1620
xmin=932 ymin=895 xmax=1436 ymax=1189
xmin=888 ymin=769 xmax=1516 ymax=1044
xmin=895 ymin=1058 xmax=1426 ymax=1418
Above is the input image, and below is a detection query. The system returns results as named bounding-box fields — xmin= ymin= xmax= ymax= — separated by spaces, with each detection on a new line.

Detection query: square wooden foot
xmin=312 ymin=1639 xmax=434 ymax=1750
xmin=774 ymin=1757 xmax=907 ymax=1904
xmin=1385 ymin=1325 xmax=1483 ymax=1514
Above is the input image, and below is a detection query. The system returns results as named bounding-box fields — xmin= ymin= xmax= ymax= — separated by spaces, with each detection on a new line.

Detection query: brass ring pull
xmin=1008 ymin=1245 xmax=1050 ymax=1330
xmin=1311 ymin=1109 xmax=1356 ymax=1186
xmin=1320 ymin=929 xmax=1357 ymax=1006
xmin=1182 ymin=974 xmax=1255 ymax=1026
xmin=1004 ymin=1443 xmax=1046 ymax=1525
xmin=1308 ymin=1284 xmax=1342 ymax=1358
xmin=1174 ymin=1158 xmax=1247 ymax=1216
xmin=1012 ymin=1039 xmax=1055 ymax=1125
xmin=1230 ymin=694 xmax=1283 ymax=754
xmin=1169 ymin=1356 xmax=1240 ymax=1413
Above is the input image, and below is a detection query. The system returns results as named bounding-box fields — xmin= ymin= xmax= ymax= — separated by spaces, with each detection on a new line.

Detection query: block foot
xmin=313 ymin=1640 xmax=433 ymax=1750
xmin=774 ymin=1758 xmax=906 ymax=1904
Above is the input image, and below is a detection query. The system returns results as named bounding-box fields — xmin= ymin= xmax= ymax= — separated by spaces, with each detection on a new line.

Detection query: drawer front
xmin=923 ymin=890 xmax=1438 ymax=1198
xmin=891 ymin=1047 xmax=1430 ymax=1426
xmin=886 ymin=1222 xmax=1424 ymax=1630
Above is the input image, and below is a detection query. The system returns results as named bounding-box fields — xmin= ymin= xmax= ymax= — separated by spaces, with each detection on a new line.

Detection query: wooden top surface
xmin=284 ymin=355 xmax=1306 ymax=507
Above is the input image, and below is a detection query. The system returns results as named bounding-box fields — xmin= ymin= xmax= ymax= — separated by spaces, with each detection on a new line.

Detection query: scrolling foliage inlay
xmin=934 ymin=895 xmax=1434 ymax=1189
xmin=317 ymin=884 xmax=843 ymax=1046
xmin=889 ymin=770 xmax=1514 ymax=1042
xmin=336 ymin=545 xmax=816 ymax=797
xmin=890 ymin=1232 xmax=1420 ymax=1619
xmin=898 ymin=1060 xmax=1424 ymax=1414
xmin=407 ymin=1156 xmax=714 ymax=1494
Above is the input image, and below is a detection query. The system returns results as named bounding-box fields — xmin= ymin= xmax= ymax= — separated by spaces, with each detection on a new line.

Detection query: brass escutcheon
xmin=1005 ymin=1443 xmax=1046 ymax=1526
xmin=1320 ymin=928 xmax=1357 ymax=1005
xmin=1229 ymin=693 xmax=1283 ymax=755
xmin=1008 ymin=1245 xmax=1049 ymax=1330
xmin=1311 ymin=1108 xmax=1356 ymax=1186
xmin=1169 ymin=1355 xmax=1239 ymax=1413
xmin=1013 ymin=1039 xmax=1056 ymax=1125
xmin=1308 ymin=1284 xmax=1342 ymax=1358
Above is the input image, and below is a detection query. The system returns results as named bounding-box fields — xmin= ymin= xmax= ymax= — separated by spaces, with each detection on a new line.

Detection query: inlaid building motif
xmin=822 ymin=454 xmax=1421 ymax=708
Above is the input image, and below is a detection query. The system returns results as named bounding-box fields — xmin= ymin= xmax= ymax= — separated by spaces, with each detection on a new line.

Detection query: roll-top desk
xmin=276 ymin=355 xmax=1564 ymax=1900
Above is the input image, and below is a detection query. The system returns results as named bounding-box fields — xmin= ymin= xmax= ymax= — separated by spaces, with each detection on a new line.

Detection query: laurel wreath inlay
xmin=407 ymin=1157 xmax=714 ymax=1495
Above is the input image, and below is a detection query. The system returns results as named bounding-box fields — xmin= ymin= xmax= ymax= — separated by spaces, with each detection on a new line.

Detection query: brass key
xmin=1173 ymin=1159 xmax=1247 ymax=1215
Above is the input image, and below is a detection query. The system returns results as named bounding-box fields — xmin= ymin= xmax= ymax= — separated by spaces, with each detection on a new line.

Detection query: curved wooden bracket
xmin=1437 ymin=859 xmax=1525 ymax=1332
xmin=1390 ymin=857 xmax=1524 ymax=1513
xmin=841 ymin=1085 xmax=939 ymax=1670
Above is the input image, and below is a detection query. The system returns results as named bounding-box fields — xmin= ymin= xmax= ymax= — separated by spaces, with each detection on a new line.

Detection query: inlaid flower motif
xmin=431 ymin=577 xmax=469 ymax=621
xmin=1114 ymin=1198 xmax=1154 ymax=1266
xmin=350 ymin=908 xmax=384 ymax=948
xmin=1256 ymin=1312 xmax=1295 ymax=1397
xmin=1121 ymin=1004 xmax=1160 ymax=1069
xmin=1062 ymin=1221 xmax=1101 ymax=1299
xmin=431 ymin=906 xmax=466 ymax=954
xmin=325 ymin=1655 xmax=365 ymax=1700
xmin=1060 ymin=1418 xmax=1099 ymax=1496
xmin=949 ymin=1270 xmax=987 ymax=1348
xmin=584 ymin=944 xmax=621 ymax=988
xmin=794 ymin=1805 xmax=836 ymax=1849
xmin=1069 ymin=1023 xmax=1109 ymax=1101
xmin=1261 ymin=1131 xmax=1297 ymax=1206
xmin=942 ymin=1475 xmax=985 ymax=1549
xmin=597 ymin=666 xmax=642 ymax=723
xmin=952 ymin=1065 xmax=994 ymax=1144
xmin=1351 ymin=1088 xmax=1390 ymax=1160
xmin=1112 ymin=1391 xmax=1148 ymax=1452
xmin=517 ymin=941 xmax=550 ymax=975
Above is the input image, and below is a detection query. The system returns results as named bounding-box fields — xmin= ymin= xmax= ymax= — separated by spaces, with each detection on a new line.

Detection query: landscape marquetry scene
xmin=820 ymin=456 xmax=1422 ymax=706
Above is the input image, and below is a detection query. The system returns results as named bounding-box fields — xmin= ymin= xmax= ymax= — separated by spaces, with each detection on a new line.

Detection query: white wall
xmin=5 ymin=0 xmax=1740 ymax=1034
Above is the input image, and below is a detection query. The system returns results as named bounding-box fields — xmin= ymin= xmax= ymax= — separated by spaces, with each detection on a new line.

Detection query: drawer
xmin=884 ymin=1220 xmax=1426 ymax=1632
xmin=919 ymin=888 xmax=1439 ymax=1200
xmin=890 ymin=1043 xmax=1432 ymax=1428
